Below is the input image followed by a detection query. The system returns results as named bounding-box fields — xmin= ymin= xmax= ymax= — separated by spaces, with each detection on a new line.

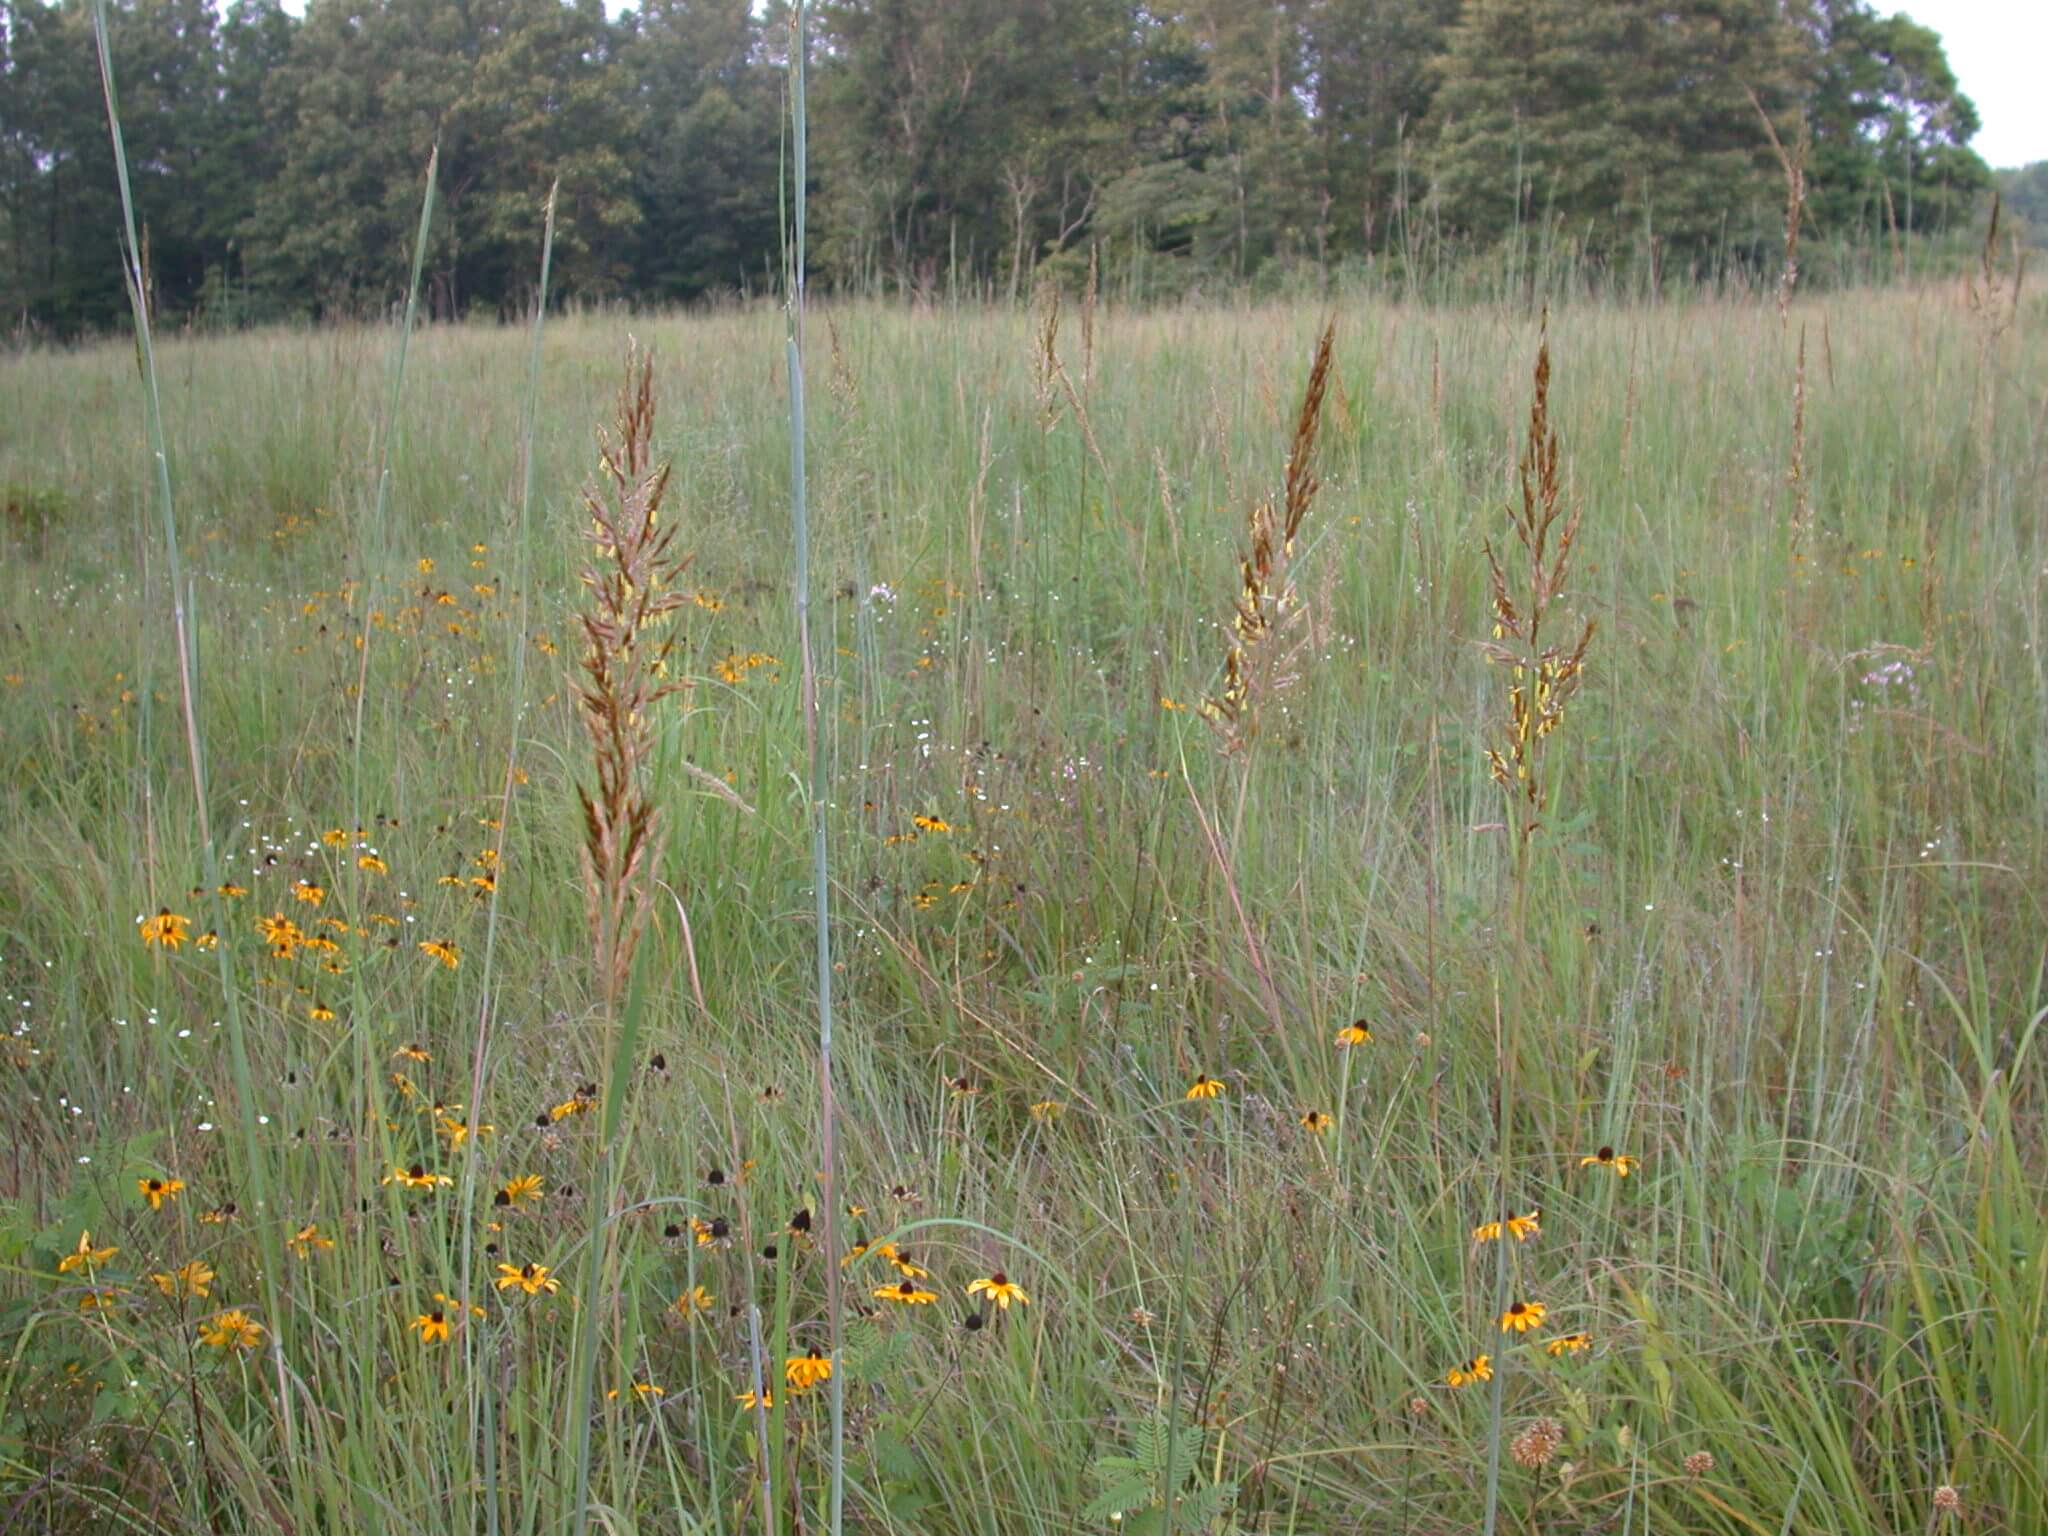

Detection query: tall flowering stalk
xmin=1199 ymin=318 xmax=1336 ymax=753
xmin=573 ymin=343 xmax=690 ymax=1010
xmin=1482 ymin=319 xmax=1594 ymax=852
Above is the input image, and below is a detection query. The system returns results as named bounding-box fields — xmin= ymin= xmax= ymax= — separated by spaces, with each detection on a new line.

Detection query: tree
xmin=249 ymin=0 xmax=636 ymax=318
xmin=814 ymin=0 xmax=1132 ymax=293
xmin=1801 ymin=0 xmax=1989 ymax=239
xmin=1431 ymin=0 xmax=1803 ymax=270
xmin=1303 ymin=0 xmax=1457 ymax=260
xmin=616 ymin=0 xmax=780 ymax=302
xmin=0 ymin=0 xmax=228 ymax=332
xmin=1999 ymin=162 xmax=2048 ymax=247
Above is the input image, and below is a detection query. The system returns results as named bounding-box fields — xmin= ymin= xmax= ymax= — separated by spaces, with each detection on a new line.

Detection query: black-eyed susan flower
xmin=198 ymin=1309 xmax=265 ymax=1351
xmin=912 ymin=814 xmax=952 ymax=833
xmin=308 ymin=1002 xmax=336 ymax=1022
xmin=885 ymin=1246 xmax=930 ymax=1279
xmin=607 ymin=1381 xmax=663 ymax=1402
xmin=1499 ymin=1300 xmax=1547 ymax=1334
xmin=436 ymin=1116 xmax=493 ymax=1149
xmin=1185 ymin=1074 xmax=1225 ymax=1100
xmin=57 ymin=1230 xmax=117 ymax=1275
xmin=691 ymin=1217 xmax=731 ymax=1248
xmin=1028 ymin=1099 xmax=1063 ymax=1121
xmin=1580 ymin=1146 xmax=1638 ymax=1176
xmin=873 ymin=1278 xmax=938 ymax=1306
xmin=548 ymin=1089 xmax=595 ymax=1121
xmin=418 ymin=938 xmax=460 ymax=969
xmin=675 ymin=1285 xmax=715 ymax=1316
xmin=288 ymin=1224 xmax=335 ymax=1257
xmin=494 ymin=1261 xmax=560 ymax=1296
xmin=216 ymin=883 xmax=248 ymax=899
xmin=78 ymin=1288 xmax=123 ymax=1313
xmin=1545 ymin=1332 xmax=1592 ymax=1357
xmin=1334 ymin=1020 xmax=1373 ymax=1047
xmin=734 ymin=1388 xmax=774 ymax=1409
xmin=256 ymin=913 xmax=303 ymax=957
xmin=149 ymin=1260 xmax=215 ymax=1299
xmin=292 ymin=881 xmax=326 ymax=906
xmin=196 ymin=929 xmax=219 ymax=950
xmin=140 ymin=908 xmax=192 ymax=950
xmin=321 ymin=828 xmax=348 ymax=847
xmin=410 ymin=1308 xmax=451 ymax=1345
xmin=357 ymin=853 xmax=388 ymax=874
xmin=384 ymin=1164 xmax=452 ymax=1191
xmin=1446 ymin=1355 xmax=1492 ymax=1388
xmin=138 ymin=1175 xmax=185 ymax=1210
xmin=199 ymin=1202 xmax=236 ymax=1225
xmin=784 ymin=1348 xmax=833 ymax=1391
xmin=1300 ymin=1110 xmax=1333 ymax=1134
xmin=497 ymin=1173 xmax=543 ymax=1208
xmin=965 ymin=1272 xmax=1029 ymax=1310
xmin=1474 ymin=1208 xmax=1541 ymax=1244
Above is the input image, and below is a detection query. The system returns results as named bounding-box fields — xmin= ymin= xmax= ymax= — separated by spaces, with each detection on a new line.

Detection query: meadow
xmin=0 ymin=279 xmax=2042 ymax=1535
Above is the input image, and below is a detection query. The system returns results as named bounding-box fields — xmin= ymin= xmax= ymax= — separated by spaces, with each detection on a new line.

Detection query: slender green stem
xmin=1481 ymin=980 xmax=1511 ymax=1536
xmin=784 ymin=7 xmax=845 ymax=1532
xmin=464 ymin=181 xmax=557 ymax=1535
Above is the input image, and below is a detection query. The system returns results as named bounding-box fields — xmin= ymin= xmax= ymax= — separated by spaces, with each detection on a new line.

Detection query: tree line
xmin=0 ymin=0 xmax=2000 ymax=334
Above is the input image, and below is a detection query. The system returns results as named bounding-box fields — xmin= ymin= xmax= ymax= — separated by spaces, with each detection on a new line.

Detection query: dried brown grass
xmin=1481 ymin=317 xmax=1594 ymax=836
xmin=573 ymin=340 xmax=690 ymax=1009
xmin=1199 ymin=317 xmax=1336 ymax=751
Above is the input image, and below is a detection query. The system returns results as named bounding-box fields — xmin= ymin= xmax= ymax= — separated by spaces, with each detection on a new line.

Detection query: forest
xmin=0 ymin=0 xmax=2012 ymax=332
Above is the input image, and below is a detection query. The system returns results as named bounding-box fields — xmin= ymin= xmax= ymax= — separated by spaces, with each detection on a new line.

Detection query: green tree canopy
xmin=0 ymin=0 xmax=2004 ymax=331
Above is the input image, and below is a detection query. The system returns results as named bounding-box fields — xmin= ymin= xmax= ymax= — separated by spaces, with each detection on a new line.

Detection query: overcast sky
xmin=1896 ymin=0 xmax=2047 ymax=167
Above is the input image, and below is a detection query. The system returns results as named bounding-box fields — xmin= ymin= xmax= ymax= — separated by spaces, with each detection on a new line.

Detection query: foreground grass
xmin=0 ymin=288 xmax=2042 ymax=1534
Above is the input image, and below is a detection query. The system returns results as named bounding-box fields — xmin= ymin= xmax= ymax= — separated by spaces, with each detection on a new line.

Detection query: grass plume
xmin=1199 ymin=317 xmax=1336 ymax=750
xmin=572 ymin=342 xmax=689 ymax=1011
xmin=1481 ymin=316 xmax=1594 ymax=840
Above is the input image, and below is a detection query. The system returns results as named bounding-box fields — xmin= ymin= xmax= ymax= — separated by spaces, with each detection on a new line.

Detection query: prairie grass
xmin=0 ymin=284 xmax=2043 ymax=1534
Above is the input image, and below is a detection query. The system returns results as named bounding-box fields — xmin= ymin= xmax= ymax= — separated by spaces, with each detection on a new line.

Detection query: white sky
xmin=1895 ymin=0 xmax=2047 ymax=167
xmin=271 ymin=0 xmax=2048 ymax=171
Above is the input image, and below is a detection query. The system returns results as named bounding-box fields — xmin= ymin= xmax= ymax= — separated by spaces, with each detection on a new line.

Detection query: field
xmin=0 ymin=284 xmax=2043 ymax=1534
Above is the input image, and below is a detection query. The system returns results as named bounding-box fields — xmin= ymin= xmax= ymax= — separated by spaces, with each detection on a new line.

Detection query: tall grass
xmin=0 ymin=275 xmax=2041 ymax=1534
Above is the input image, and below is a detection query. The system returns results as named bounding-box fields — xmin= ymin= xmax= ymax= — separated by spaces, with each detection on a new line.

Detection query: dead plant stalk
xmin=1192 ymin=319 xmax=1337 ymax=1034
xmin=574 ymin=342 xmax=691 ymax=1011
xmin=1482 ymin=318 xmax=1594 ymax=914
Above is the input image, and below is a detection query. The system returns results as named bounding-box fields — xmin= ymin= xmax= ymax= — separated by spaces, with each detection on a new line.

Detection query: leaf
xmin=1087 ymin=1454 xmax=1146 ymax=1487
xmin=1131 ymin=1414 xmax=1166 ymax=1475
xmin=1172 ymin=1480 xmax=1237 ymax=1532
xmin=870 ymin=1429 xmax=920 ymax=1485
xmin=1162 ymin=1424 xmax=1203 ymax=1492
xmin=1081 ymin=1476 xmax=1156 ymax=1523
